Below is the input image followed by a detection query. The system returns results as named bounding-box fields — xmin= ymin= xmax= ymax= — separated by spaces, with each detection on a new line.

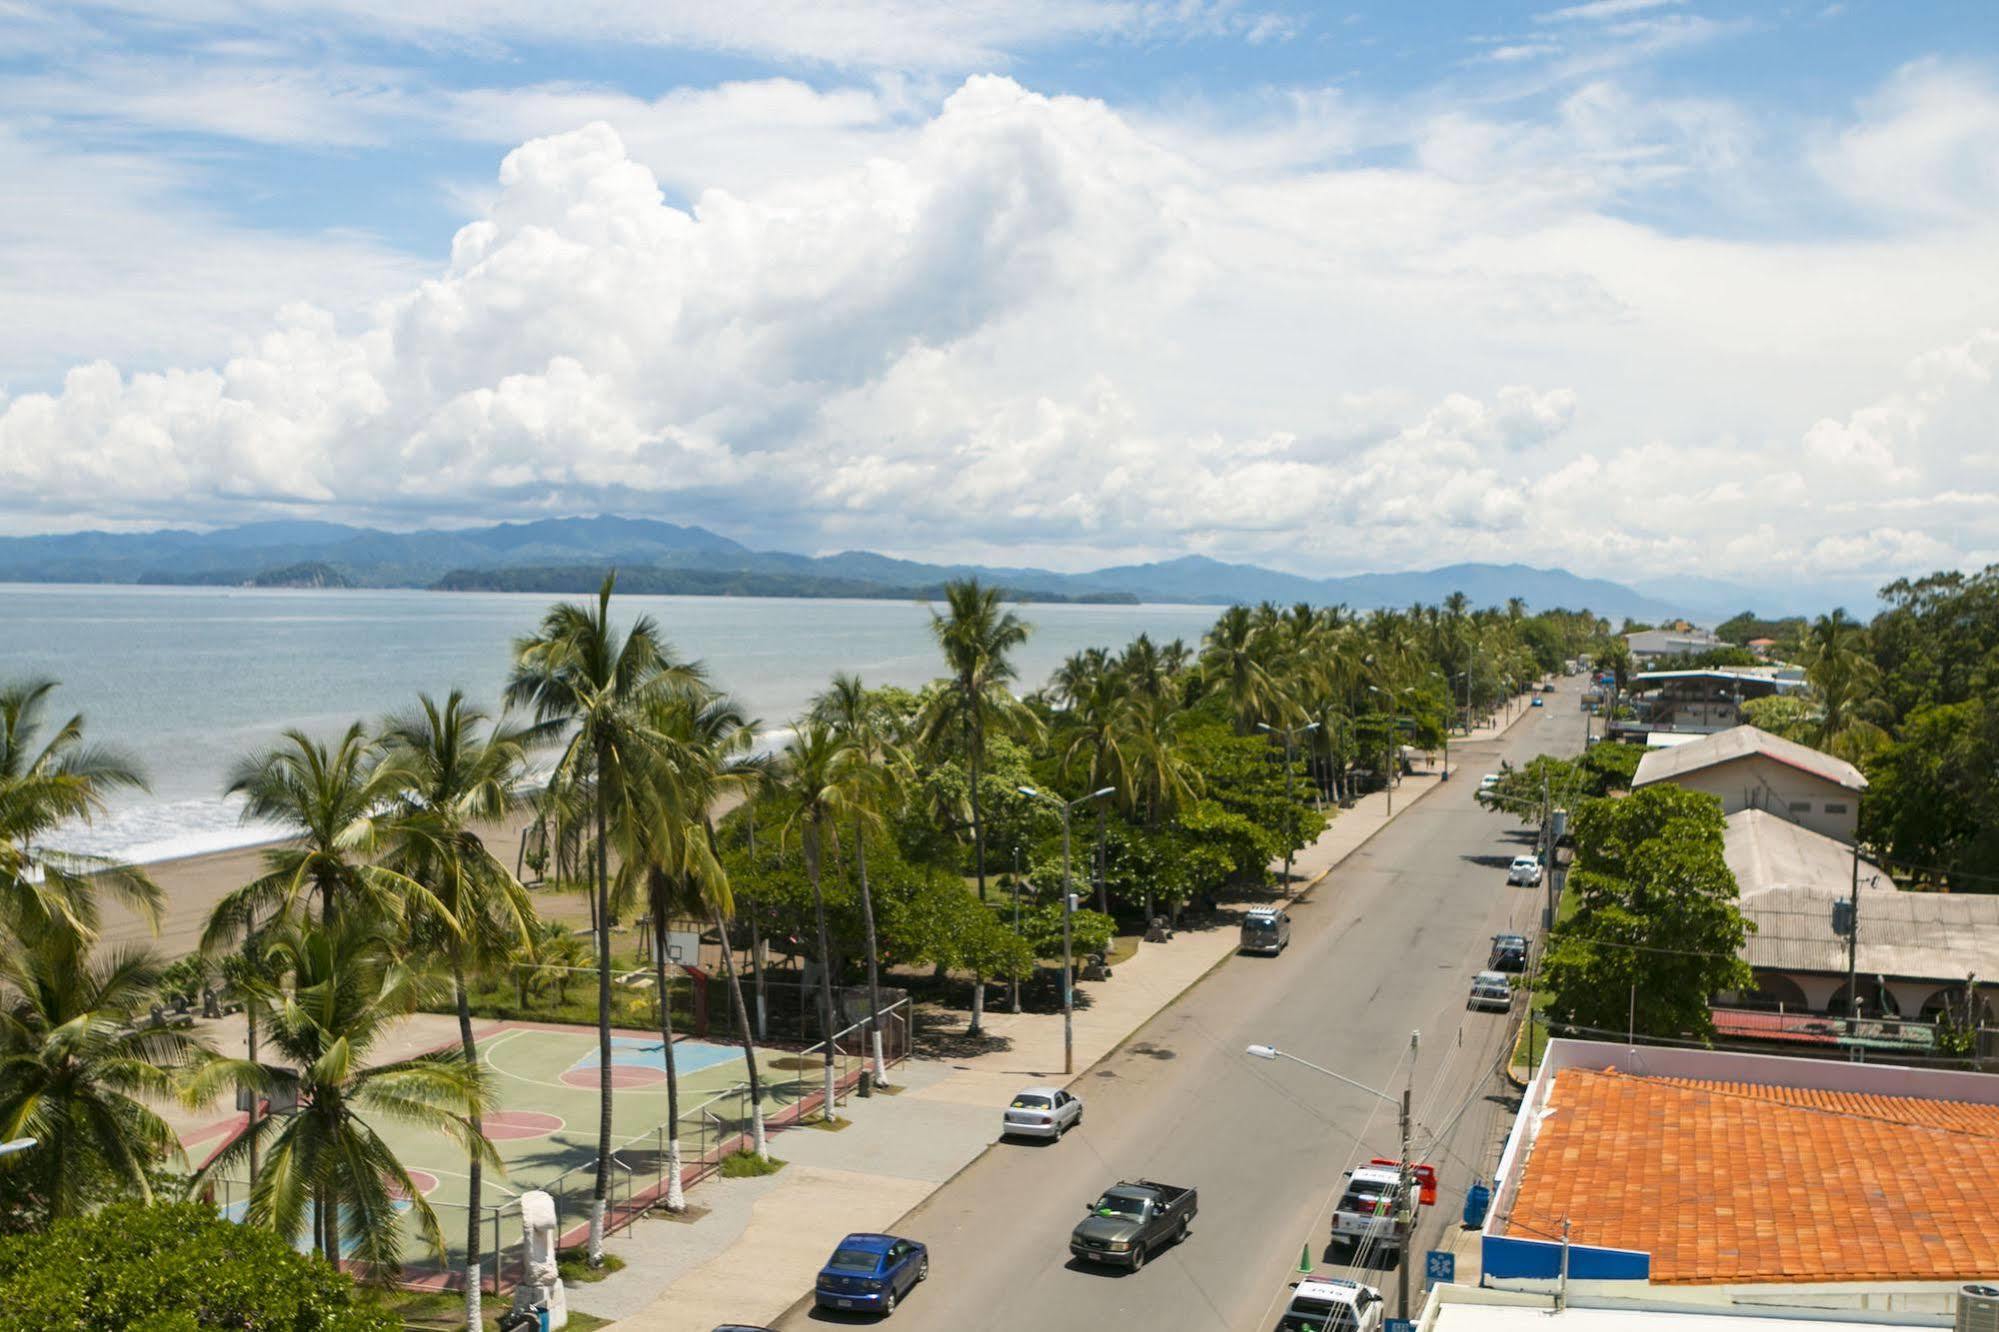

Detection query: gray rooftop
xmin=1727 ymin=811 xmax=1999 ymax=979
xmin=1633 ymin=724 xmax=1866 ymax=794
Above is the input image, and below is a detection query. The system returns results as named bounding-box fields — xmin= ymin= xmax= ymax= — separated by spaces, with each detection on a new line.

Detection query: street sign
xmin=1387 ymin=1319 xmax=1416 ymax=1332
xmin=1425 ymin=1250 xmax=1455 ymax=1287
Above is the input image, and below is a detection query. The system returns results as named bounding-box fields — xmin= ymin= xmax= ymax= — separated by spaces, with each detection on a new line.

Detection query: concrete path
xmin=583 ymin=691 xmax=1551 ymax=1330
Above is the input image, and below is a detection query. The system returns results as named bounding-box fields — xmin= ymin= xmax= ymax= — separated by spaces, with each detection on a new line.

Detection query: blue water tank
xmin=1463 ymin=1181 xmax=1492 ymax=1228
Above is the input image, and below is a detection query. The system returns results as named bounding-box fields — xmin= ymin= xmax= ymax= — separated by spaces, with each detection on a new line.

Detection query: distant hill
xmin=0 ymin=512 xmax=1705 ymax=618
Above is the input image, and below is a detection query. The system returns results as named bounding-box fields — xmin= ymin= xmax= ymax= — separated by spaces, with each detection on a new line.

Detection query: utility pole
xmin=1397 ymin=1029 xmax=1419 ymax=1321
xmin=1546 ymin=809 xmax=1567 ymax=934
xmin=1846 ymin=835 xmax=1861 ymax=1037
xmin=1012 ymin=843 xmax=1024 ymax=1014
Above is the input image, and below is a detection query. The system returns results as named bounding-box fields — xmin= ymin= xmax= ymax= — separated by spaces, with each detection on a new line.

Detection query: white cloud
xmin=1813 ymin=61 xmax=1999 ymax=223
xmin=1536 ymin=0 xmax=1683 ymax=22
xmin=4 ymin=70 xmax=1999 ymax=589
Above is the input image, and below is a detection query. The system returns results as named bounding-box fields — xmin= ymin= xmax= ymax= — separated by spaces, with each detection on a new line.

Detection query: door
xmin=886 ymin=1241 xmax=912 ymax=1292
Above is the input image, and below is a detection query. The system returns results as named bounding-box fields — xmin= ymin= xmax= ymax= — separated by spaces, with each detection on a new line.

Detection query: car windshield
xmin=1245 ymin=920 xmax=1277 ymax=933
xmin=1340 ymin=1185 xmax=1392 ymax=1211
xmin=827 ymin=1249 xmax=881 ymax=1272
xmin=1093 ymin=1194 xmax=1147 ymax=1218
xmin=1011 ymin=1095 xmax=1052 ymax=1109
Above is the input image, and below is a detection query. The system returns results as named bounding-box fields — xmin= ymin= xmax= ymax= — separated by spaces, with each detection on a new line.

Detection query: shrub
xmin=0 ymin=1200 xmax=396 ymax=1332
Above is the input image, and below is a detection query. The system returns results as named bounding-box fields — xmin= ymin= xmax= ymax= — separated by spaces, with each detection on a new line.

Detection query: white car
xmin=1468 ymin=970 xmax=1514 ymax=1012
xmin=1479 ymin=773 xmax=1501 ymax=791
xmin=1507 ymin=854 xmax=1543 ymax=886
xmin=1279 ymin=1277 xmax=1385 ymax=1332
xmin=1002 ymin=1086 xmax=1082 ymax=1140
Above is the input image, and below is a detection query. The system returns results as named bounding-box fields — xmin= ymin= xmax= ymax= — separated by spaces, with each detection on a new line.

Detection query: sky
xmin=0 ymin=1 xmax=1995 ymax=598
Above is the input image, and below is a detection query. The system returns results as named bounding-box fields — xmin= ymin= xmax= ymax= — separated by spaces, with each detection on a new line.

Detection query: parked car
xmin=1531 ymin=696 xmax=1544 ymax=708
xmin=1507 ymin=854 xmax=1542 ymax=886
xmin=1329 ymin=1166 xmax=1413 ymax=1257
xmin=1070 ymin=1179 xmax=1197 ymax=1270
xmin=1277 ymin=1277 xmax=1386 ymax=1332
xmin=814 ymin=1233 xmax=929 ymax=1315
xmin=1003 ymin=1086 xmax=1082 ymax=1140
xmin=1240 ymin=906 xmax=1292 ymax=955
xmin=1468 ymin=970 xmax=1514 ymax=1012
xmin=1479 ymin=773 xmax=1501 ymax=791
xmin=1488 ymin=933 xmax=1528 ymax=973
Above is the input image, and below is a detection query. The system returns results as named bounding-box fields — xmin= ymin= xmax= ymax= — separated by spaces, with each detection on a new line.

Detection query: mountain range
xmin=0 ymin=515 xmax=1796 ymax=621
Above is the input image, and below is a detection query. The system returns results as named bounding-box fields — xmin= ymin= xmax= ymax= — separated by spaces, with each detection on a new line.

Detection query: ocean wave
xmin=55 ymin=797 xmax=288 ymax=866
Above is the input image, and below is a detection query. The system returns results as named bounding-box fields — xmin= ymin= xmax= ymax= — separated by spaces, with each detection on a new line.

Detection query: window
xmin=1789 ymin=802 xmax=1811 ymax=814
xmin=1825 ymin=802 xmax=1848 ymax=814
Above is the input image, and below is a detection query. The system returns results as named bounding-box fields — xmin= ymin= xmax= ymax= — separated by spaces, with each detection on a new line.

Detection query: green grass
xmin=556 ymin=1247 xmax=627 ymax=1285
xmin=719 ymin=1149 xmax=787 ymax=1178
xmin=1105 ymin=933 xmax=1142 ymax=967
xmin=374 ymin=1289 xmax=613 ymax=1331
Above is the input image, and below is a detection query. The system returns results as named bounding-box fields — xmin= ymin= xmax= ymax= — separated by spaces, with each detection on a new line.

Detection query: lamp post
xmin=1257 ymin=720 xmax=1320 ymax=887
xmin=1020 ymin=785 xmax=1116 ymax=1075
xmin=1367 ymin=685 xmax=1414 ymax=816
xmin=1247 ymin=1034 xmax=1421 ymax=1318
xmin=1012 ymin=843 xmax=1024 ymax=1014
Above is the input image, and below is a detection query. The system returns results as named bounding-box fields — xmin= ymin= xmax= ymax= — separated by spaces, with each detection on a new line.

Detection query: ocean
xmin=1 ymin=584 xmax=1221 ymax=864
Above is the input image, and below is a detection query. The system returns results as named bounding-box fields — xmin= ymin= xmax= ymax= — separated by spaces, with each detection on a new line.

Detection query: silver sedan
xmin=1001 ymin=1086 xmax=1082 ymax=1140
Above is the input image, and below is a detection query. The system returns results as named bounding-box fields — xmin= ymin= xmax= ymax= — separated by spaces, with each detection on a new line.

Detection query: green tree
xmin=920 ymin=579 xmax=1035 ymax=904
xmin=377 ymin=691 xmax=533 ymax=1329
xmin=504 ymin=572 xmax=700 ymax=1263
xmin=1802 ymin=609 xmax=1891 ymax=762
xmin=0 ymin=936 xmax=207 ymax=1228
xmin=1200 ymin=604 xmax=1288 ymax=734
xmin=1540 ymin=786 xmax=1753 ymax=1040
xmin=206 ymin=725 xmax=423 ymax=938
xmin=0 ymin=677 xmax=159 ymax=946
xmin=0 ymin=1200 xmax=397 ymax=1332
xmin=811 ymin=674 xmax=908 ymax=1086
xmin=1862 ymin=697 xmax=1999 ymax=891
xmin=190 ymin=920 xmax=496 ymax=1278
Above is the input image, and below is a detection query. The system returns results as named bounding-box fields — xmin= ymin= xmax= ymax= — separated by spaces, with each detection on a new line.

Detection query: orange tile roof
xmin=1507 ymin=1067 xmax=1999 ymax=1285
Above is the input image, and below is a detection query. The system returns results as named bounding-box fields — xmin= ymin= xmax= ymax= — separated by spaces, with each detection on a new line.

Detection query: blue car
xmin=814 ymin=1232 xmax=929 ymax=1316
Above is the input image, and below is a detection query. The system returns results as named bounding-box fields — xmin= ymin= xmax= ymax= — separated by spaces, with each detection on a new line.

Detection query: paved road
xmin=780 ymin=683 xmax=1588 ymax=1332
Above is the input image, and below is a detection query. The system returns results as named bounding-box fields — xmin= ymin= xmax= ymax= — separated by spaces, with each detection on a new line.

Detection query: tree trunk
xmin=455 ymin=964 xmax=485 ymax=1329
xmin=853 ymin=814 xmax=890 ymax=1087
xmin=652 ymin=910 xmax=686 ymax=1212
xmin=324 ymin=1180 xmax=341 ymax=1271
xmin=970 ymin=689 xmax=988 ymax=903
xmin=245 ymin=1001 xmax=261 ymax=1189
xmin=710 ymin=902 xmax=768 ymax=1158
xmin=805 ymin=822 xmax=840 ymax=1125
xmin=1094 ymin=803 xmax=1109 ymax=916
xmin=588 ymin=751 xmax=611 ymax=1266
xmin=971 ymin=975 xmax=985 ymax=1034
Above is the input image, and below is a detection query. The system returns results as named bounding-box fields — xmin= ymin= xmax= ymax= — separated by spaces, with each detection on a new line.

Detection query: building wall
xmin=1663 ymin=756 xmax=1859 ymax=842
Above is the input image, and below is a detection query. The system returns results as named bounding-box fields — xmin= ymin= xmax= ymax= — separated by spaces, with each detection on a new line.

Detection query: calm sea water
xmin=1 ymin=584 xmax=1220 ymax=863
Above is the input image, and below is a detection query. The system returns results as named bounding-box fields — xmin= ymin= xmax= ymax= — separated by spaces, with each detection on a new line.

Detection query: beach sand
xmin=95 ymin=807 xmax=569 ymax=960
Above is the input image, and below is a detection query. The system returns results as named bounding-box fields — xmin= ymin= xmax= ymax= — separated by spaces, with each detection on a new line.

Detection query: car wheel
xmin=1129 ymin=1243 xmax=1146 ymax=1272
xmin=883 ymin=1289 xmax=897 ymax=1315
xmin=1178 ymin=1216 xmax=1191 ymax=1244
xmin=917 ymin=1257 xmax=929 ymax=1282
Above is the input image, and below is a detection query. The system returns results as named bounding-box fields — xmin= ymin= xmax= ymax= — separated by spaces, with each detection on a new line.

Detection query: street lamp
xmin=1247 ymin=1035 xmax=1421 ymax=1318
xmin=0 ymin=1138 xmax=36 ymax=1158
xmin=1366 ymin=685 xmax=1414 ymax=816
xmin=1019 ymin=785 xmax=1116 ymax=1075
xmin=1257 ymin=720 xmax=1320 ymax=887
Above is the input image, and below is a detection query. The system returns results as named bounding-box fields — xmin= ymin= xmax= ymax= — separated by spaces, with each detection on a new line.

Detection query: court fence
xmin=203 ymin=995 xmax=913 ymax=1296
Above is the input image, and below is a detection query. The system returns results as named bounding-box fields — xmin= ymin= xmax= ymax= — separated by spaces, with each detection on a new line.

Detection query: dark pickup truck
xmin=1069 ymin=1179 xmax=1197 ymax=1270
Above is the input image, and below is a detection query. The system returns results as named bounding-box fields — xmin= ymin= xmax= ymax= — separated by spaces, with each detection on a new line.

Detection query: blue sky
xmin=0 ymin=1 xmax=1996 ymax=595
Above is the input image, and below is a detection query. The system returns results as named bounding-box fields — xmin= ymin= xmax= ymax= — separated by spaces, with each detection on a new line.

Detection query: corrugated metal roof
xmin=1740 ymin=884 xmax=1999 ymax=978
xmin=1632 ymin=725 xmax=1866 ymax=794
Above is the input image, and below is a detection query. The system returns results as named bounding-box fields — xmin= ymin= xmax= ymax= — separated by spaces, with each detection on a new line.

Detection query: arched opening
xmin=1919 ymin=985 xmax=1996 ymax=1027
xmin=1825 ymin=976 xmax=1900 ymax=1019
xmin=1743 ymin=971 xmax=1809 ymax=1011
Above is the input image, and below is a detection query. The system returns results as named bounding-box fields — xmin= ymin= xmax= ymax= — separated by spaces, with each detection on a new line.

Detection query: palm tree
xmin=205 ymin=724 xmax=423 ymax=939
xmin=1114 ymin=694 xmax=1204 ymax=922
xmin=1201 ymin=605 xmax=1287 ymax=734
xmin=0 ymin=934 xmax=206 ymax=1223
xmin=190 ymin=918 xmax=496 ymax=1277
xmin=1803 ymin=610 xmax=1891 ymax=761
xmin=378 ymin=691 xmax=534 ymax=1328
xmin=504 ymin=573 xmax=700 ymax=1264
xmin=811 ymin=674 xmax=907 ymax=1087
xmin=771 ymin=723 xmax=864 ymax=1124
xmin=0 ymin=677 xmax=160 ymax=945
xmin=1060 ymin=665 xmax=1130 ymax=915
xmin=921 ymin=580 xmax=1034 ymax=904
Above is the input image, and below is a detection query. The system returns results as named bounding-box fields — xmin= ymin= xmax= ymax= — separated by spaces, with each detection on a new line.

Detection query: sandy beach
xmin=95 ymin=806 xmax=557 ymax=960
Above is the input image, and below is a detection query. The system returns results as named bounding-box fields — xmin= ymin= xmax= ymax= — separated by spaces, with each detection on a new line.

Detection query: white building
xmin=1632 ymin=725 xmax=1866 ymax=843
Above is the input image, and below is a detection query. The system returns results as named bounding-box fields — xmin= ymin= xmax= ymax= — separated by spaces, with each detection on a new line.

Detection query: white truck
xmin=1277 ymin=1276 xmax=1386 ymax=1332
xmin=1329 ymin=1165 xmax=1415 ymax=1258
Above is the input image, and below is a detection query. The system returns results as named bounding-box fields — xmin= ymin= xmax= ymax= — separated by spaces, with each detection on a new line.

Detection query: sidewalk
xmin=579 ymin=696 xmax=1539 ymax=1329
